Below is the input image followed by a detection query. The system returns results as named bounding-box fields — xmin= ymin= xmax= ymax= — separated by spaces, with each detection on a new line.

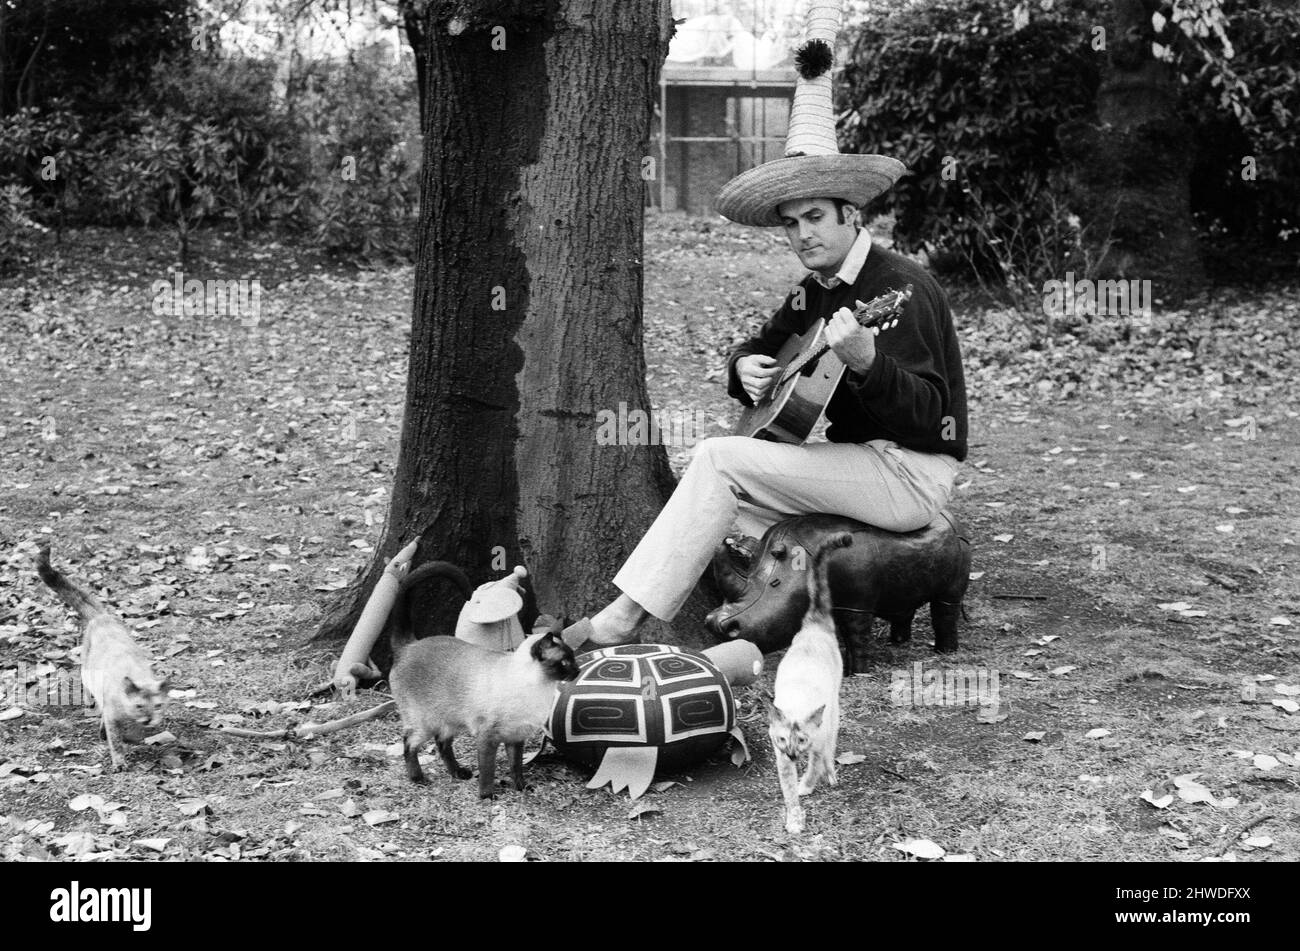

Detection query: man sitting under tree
xmin=562 ymin=1 xmax=967 ymax=650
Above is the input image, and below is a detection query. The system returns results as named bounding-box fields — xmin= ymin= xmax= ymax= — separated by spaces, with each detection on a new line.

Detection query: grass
xmin=0 ymin=217 xmax=1297 ymax=862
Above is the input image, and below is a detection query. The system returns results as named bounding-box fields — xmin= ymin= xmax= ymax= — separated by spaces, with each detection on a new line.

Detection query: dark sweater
xmin=726 ymin=245 xmax=968 ymax=461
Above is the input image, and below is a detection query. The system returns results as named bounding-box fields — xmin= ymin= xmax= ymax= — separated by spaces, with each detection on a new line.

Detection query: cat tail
xmin=34 ymin=543 xmax=109 ymax=622
xmin=388 ymin=561 xmax=474 ymax=655
xmin=805 ymin=533 xmax=853 ymax=626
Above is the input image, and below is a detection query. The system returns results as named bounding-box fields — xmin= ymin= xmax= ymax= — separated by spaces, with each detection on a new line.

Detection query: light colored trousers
xmin=613 ymin=436 xmax=960 ymax=621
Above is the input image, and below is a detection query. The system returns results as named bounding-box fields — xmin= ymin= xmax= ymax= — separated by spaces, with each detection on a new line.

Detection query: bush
xmin=0 ymin=101 xmax=89 ymax=235
xmin=1182 ymin=0 xmax=1300 ymax=264
xmin=840 ymin=0 xmax=1105 ymax=281
xmin=2 ymin=39 xmax=419 ymax=262
xmin=0 ymin=183 xmax=48 ymax=267
xmin=840 ymin=0 xmax=1300 ymax=285
xmin=295 ymin=55 xmax=419 ymax=260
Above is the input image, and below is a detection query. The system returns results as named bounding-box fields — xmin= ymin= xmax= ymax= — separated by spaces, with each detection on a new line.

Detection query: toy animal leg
xmin=834 ymin=609 xmax=875 ymax=676
xmin=507 ymin=742 xmax=526 ymax=791
xmin=476 ymin=738 xmax=500 ymax=799
xmin=888 ymin=610 xmax=916 ymax=645
xmin=931 ymin=599 xmax=962 ymax=653
xmin=435 ymin=736 xmax=472 ymax=780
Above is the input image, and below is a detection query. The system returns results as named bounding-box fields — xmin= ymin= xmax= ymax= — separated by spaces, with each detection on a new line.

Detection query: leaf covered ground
xmin=1 ymin=218 xmax=1297 ymax=862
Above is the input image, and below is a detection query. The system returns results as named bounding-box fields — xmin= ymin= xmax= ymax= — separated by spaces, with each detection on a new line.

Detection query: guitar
xmin=733 ymin=284 xmax=912 ymax=444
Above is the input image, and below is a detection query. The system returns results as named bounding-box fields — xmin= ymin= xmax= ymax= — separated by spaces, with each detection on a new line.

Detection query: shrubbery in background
xmin=841 ymin=0 xmax=1299 ymax=288
xmin=0 ymin=9 xmax=418 ymax=266
xmin=2 ymin=0 xmax=1296 ymax=278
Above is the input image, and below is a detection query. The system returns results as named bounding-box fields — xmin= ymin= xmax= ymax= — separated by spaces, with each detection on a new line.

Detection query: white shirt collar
xmin=811 ymin=227 xmax=872 ymax=289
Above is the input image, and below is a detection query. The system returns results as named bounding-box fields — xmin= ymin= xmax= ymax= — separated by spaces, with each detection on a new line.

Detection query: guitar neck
xmin=779 ymin=284 xmax=913 ymax=382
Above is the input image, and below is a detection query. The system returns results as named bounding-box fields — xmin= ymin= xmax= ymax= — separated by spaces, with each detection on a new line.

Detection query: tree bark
xmin=314 ymin=0 xmax=716 ymax=667
xmin=1058 ymin=0 xmax=1205 ymax=303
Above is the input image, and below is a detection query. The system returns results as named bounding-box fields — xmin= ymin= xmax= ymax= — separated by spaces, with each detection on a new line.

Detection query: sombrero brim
xmin=715 ymin=154 xmax=906 ymax=227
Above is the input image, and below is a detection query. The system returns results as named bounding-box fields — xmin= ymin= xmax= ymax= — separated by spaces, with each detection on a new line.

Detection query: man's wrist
xmin=846 ymin=354 xmax=875 ymax=375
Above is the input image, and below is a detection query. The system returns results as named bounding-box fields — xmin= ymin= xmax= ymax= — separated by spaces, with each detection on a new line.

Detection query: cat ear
xmin=807 ymin=704 xmax=826 ymax=728
xmin=122 ymin=676 xmax=140 ymax=695
xmin=758 ymin=692 xmax=779 ymax=719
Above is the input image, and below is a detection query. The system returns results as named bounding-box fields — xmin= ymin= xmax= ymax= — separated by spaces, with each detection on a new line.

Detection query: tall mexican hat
xmin=715 ymin=0 xmax=904 ymax=228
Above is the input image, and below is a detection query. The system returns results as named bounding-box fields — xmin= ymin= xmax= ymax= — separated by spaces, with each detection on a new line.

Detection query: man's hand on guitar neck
xmin=736 ymin=354 xmax=780 ymax=403
xmin=825 ymin=301 xmax=879 ymax=375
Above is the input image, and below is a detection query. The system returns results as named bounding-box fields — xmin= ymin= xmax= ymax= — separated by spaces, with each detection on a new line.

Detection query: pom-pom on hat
xmin=715 ymin=0 xmax=905 ymax=228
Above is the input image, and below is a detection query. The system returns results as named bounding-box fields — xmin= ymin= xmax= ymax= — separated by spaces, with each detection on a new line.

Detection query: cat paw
xmin=797 ymin=777 xmax=818 ymax=797
xmin=784 ymin=807 xmax=805 ymax=834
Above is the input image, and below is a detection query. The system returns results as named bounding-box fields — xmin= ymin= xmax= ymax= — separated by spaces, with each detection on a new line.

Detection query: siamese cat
xmin=34 ymin=544 xmax=168 ymax=771
xmin=388 ymin=562 xmax=579 ymax=799
xmin=762 ymin=533 xmax=852 ymax=834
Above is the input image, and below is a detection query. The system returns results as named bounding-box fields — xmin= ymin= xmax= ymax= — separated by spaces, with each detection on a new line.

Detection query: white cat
xmin=762 ymin=534 xmax=850 ymax=834
xmin=35 ymin=544 xmax=168 ymax=771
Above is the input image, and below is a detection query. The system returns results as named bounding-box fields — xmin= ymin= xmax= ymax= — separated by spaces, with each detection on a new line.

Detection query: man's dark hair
xmin=830 ymin=198 xmax=857 ymax=224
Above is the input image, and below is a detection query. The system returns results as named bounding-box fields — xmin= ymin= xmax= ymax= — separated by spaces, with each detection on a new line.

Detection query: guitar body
xmin=734 ymin=322 xmax=847 ymax=443
xmin=732 ymin=284 xmax=913 ymax=445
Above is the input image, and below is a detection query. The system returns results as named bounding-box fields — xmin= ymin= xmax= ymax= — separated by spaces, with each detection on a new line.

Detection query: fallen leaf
xmin=339 ymin=799 xmax=363 ymax=818
xmin=1140 ymin=790 xmax=1174 ymax=809
xmin=362 ymin=810 xmax=399 ymax=827
xmin=498 ymin=845 xmax=527 ymax=862
xmin=1242 ymin=836 xmax=1273 ymax=849
xmin=1023 ymin=731 xmax=1046 ymax=742
xmin=1157 ymin=602 xmax=1192 ymax=611
xmin=992 ymin=534 xmax=1014 ymax=543
xmin=627 ymin=801 xmax=662 ymax=820
xmin=0 ymin=707 xmax=23 ymax=721
xmin=175 ymin=798 xmax=211 ymax=817
xmin=1085 ymin=728 xmax=1111 ymax=739
xmin=144 ymin=731 xmax=177 ymax=745
xmin=133 ymin=838 xmax=170 ymax=853
xmin=1274 ymin=684 xmax=1300 ymax=696
xmin=892 ymin=838 xmax=945 ymax=860
xmin=1269 ymin=616 xmax=1291 ymax=626
xmin=649 ymin=781 xmax=680 ymax=793
xmin=1050 ymin=666 xmax=1077 ymax=677
xmin=1252 ymin=754 xmax=1279 ymax=770
xmin=835 ymin=752 xmax=866 ymax=765
xmin=69 ymin=794 xmax=105 ymax=812
xmin=1273 ymin=699 xmax=1299 ymax=714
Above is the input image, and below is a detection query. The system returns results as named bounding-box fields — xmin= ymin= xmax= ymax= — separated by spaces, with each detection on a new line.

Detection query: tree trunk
xmin=314 ymin=0 xmax=716 ymax=668
xmin=1059 ymin=0 xmax=1205 ymax=303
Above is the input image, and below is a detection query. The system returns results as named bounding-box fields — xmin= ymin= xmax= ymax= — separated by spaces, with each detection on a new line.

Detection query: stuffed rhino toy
xmin=705 ymin=511 xmax=972 ymax=674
